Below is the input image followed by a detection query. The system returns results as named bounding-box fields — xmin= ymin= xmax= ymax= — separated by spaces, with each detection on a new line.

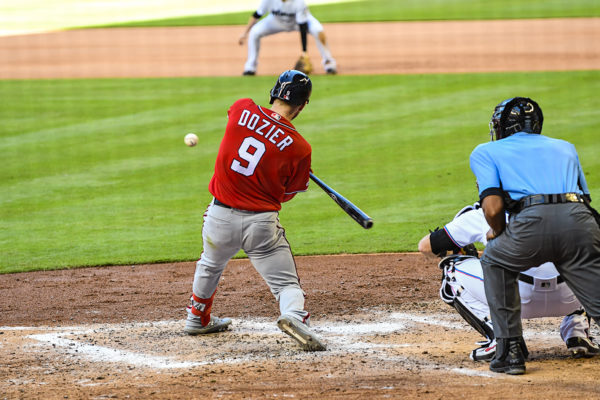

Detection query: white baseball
xmin=184 ymin=133 xmax=198 ymax=147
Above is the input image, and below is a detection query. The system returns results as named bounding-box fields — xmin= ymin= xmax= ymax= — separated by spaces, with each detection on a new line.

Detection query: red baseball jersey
xmin=209 ymin=98 xmax=311 ymax=211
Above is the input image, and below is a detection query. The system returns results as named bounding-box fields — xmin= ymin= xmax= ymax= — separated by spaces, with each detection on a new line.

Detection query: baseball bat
xmin=309 ymin=172 xmax=373 ymax=229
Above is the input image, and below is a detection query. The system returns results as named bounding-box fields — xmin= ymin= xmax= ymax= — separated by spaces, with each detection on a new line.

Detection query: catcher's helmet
xmin=269 ymin=70 xmax=312 ymax=106
xmin=489 ymin=97 xmax=543 ymax=141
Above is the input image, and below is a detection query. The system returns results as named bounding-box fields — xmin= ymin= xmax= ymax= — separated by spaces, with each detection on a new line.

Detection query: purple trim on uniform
xmin=257 ymin=105 xmax=296 ymax=131
xmin=454 ymin=267 xmax=484 ymax=282
xmin=443 ymin=226 xmax=462 ymax=248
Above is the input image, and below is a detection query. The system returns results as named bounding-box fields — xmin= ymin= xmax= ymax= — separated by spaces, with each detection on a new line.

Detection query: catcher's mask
xmin=489 ymin=97 xmax=543 ymax=141
xmin=269 ymin=70 xmax=312 ymax=106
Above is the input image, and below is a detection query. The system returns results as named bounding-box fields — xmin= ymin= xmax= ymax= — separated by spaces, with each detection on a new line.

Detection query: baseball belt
xmin=518 ymin=192 xmax=584 ymax=210
xmin=213 ymin=198 xmax=233 ymax=208
xmin=213 ymin=198 xmax=263 ymax=214
xmin=518 ymin=273 xmax=564 ymax=285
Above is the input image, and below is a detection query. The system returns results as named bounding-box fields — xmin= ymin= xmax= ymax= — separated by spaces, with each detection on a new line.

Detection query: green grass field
xmin=98 ymin=0 xmax=600 ymax=28
xmin=1 ymin=71 xmax=599 ymax=273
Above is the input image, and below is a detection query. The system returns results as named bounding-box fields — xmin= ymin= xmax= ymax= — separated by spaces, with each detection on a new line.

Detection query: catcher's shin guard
xmin=438 ymin=255 xmax=478 ymax=305
xmin=438 ymin=255 xmax=494 ymax=340
xmin=188 ymin=290 xmax=217 ymax=327
xmin=453 ymin=295 xmax=494 ymax=340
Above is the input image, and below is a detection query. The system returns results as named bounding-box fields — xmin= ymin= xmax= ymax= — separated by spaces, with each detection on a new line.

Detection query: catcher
xmin=419 ymin=202 xmax=599 ymax=361
xmin=469 ymin=97 xmax=600 ymax=374
xmin=238 ymin=0 xmax=337 ymax=76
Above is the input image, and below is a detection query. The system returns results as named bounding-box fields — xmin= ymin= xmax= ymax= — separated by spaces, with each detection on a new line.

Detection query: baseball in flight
xmin=184 ymin=133 xmax=198 ymax=147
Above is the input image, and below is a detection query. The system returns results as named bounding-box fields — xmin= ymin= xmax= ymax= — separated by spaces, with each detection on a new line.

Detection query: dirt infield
xmin=1 ymin=19 xmax=600 ymax=399
xmin=1 ymin=18 xmax=599 ymax=78
xmin=1 ymin=254 xmax=599 ymax=399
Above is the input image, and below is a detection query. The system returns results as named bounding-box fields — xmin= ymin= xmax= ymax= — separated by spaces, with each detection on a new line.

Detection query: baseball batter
xmin=239 ymin=0 xmax=337 ymax=75
xmin=184 ymin=70 xmax=326 ymax=352
xmin=419 ymin=203 xmax=599 ymax=361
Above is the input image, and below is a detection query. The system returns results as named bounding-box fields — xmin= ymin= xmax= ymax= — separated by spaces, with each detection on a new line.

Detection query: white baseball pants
xmin=450 ymin=257 xmax=588 ymax=342
xmin=244 ymin=13 xmax=337 ymax=73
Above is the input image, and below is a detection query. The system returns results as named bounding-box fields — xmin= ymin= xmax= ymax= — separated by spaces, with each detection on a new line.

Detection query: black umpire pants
xmin=480 ymin=202 xmax=600 ymax=339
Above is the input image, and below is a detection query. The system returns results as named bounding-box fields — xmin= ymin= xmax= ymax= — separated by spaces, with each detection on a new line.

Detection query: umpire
xmin=469 ymin=97 xmax=600 ymax=375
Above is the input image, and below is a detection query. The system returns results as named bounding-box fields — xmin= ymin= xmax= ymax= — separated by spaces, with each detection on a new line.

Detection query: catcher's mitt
xmin=456 ymin=243 xmax=479 ymax=258
xmin=294 ymin=54 xmax=313 ymax=75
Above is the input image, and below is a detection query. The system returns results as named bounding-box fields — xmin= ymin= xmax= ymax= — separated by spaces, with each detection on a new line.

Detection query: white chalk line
xmin=27 ymin=333 xmax=217 ymax=369
xmin=6 ymin=311 xmax=566 ymax=377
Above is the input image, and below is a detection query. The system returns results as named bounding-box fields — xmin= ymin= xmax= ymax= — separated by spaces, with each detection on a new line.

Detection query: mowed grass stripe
xmin=1 ymin=71 xmax=598 ymax=272
xmin=97 ymin=0 xmax=600 ymax=28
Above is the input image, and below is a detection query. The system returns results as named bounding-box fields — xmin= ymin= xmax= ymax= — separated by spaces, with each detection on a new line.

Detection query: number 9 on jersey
xmin=230 ymin=136 xmax=266 ymax=176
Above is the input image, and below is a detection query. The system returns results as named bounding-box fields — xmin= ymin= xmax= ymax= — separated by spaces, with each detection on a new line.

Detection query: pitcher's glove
xmin=294 ymin=53 xmax=313 ymax=75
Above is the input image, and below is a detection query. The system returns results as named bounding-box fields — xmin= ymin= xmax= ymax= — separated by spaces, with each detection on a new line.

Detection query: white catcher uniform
xmin=434 ymin=203 xmax=592 ymax=360
xmin=244 ymin=0 xmax=337 ymax=73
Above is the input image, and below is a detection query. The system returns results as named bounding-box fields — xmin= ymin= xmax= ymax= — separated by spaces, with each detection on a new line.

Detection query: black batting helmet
xmin=269 ymin=70 xmax=312 ymax=106
xmin=489 ymin=97 xmax=543 ymax=141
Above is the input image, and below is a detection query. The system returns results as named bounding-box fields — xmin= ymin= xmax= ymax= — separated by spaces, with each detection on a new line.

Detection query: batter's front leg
xmin=184 ymin=204 xmax=241 ymax=334
xmin=192 ymin=205 xmax=241 ymax=298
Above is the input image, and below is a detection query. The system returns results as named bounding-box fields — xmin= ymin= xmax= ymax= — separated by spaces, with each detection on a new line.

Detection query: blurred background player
xmin=418 ymin=203 xmax=599 ymax=361
xmin=184 ymin=70 xmax=326 ymax=352
xmin=239 ymin=0 xmax=337 ymax=75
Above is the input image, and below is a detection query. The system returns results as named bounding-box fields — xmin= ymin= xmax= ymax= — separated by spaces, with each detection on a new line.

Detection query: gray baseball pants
xmin=481 ymin=202 xmax=600 ymax=339
xmin=192 ymin=200 xmax=309 ymax=322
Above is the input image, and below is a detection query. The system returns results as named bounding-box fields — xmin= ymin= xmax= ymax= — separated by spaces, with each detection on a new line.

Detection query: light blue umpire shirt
xmin=470 ymin=132 xmax=589 ymax=201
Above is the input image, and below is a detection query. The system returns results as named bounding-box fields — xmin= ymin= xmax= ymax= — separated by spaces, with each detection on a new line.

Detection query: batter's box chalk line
xmin=14 ymin=311 xmax=574 ymax=375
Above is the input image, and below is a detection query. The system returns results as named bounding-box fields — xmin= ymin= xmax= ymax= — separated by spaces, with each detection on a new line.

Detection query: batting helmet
xmin=489 ymin=97 xmax=543 ymax=141
xmin=269 ymin=70 xmax=312 ymax=106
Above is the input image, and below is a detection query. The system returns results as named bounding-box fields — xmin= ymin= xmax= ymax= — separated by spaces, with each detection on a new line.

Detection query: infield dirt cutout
xmin=1 ymin=19 xmax=600 ymax=399
xmin=1 ymin=18 xmax=599 ymax=78
xmin=1 ymin=254 xmax=599 ymax=399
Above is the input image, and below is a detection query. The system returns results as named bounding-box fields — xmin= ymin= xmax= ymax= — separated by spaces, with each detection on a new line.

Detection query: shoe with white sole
xmin=184 ymin=315 xmax=232 ymax=335
xmin=566 ymin=336 xmax=600 ymax=358
xmin=277 ymin=315 xmax=326 ymax=351
xmin=470 ymin=338 xmax=496 ymax=361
